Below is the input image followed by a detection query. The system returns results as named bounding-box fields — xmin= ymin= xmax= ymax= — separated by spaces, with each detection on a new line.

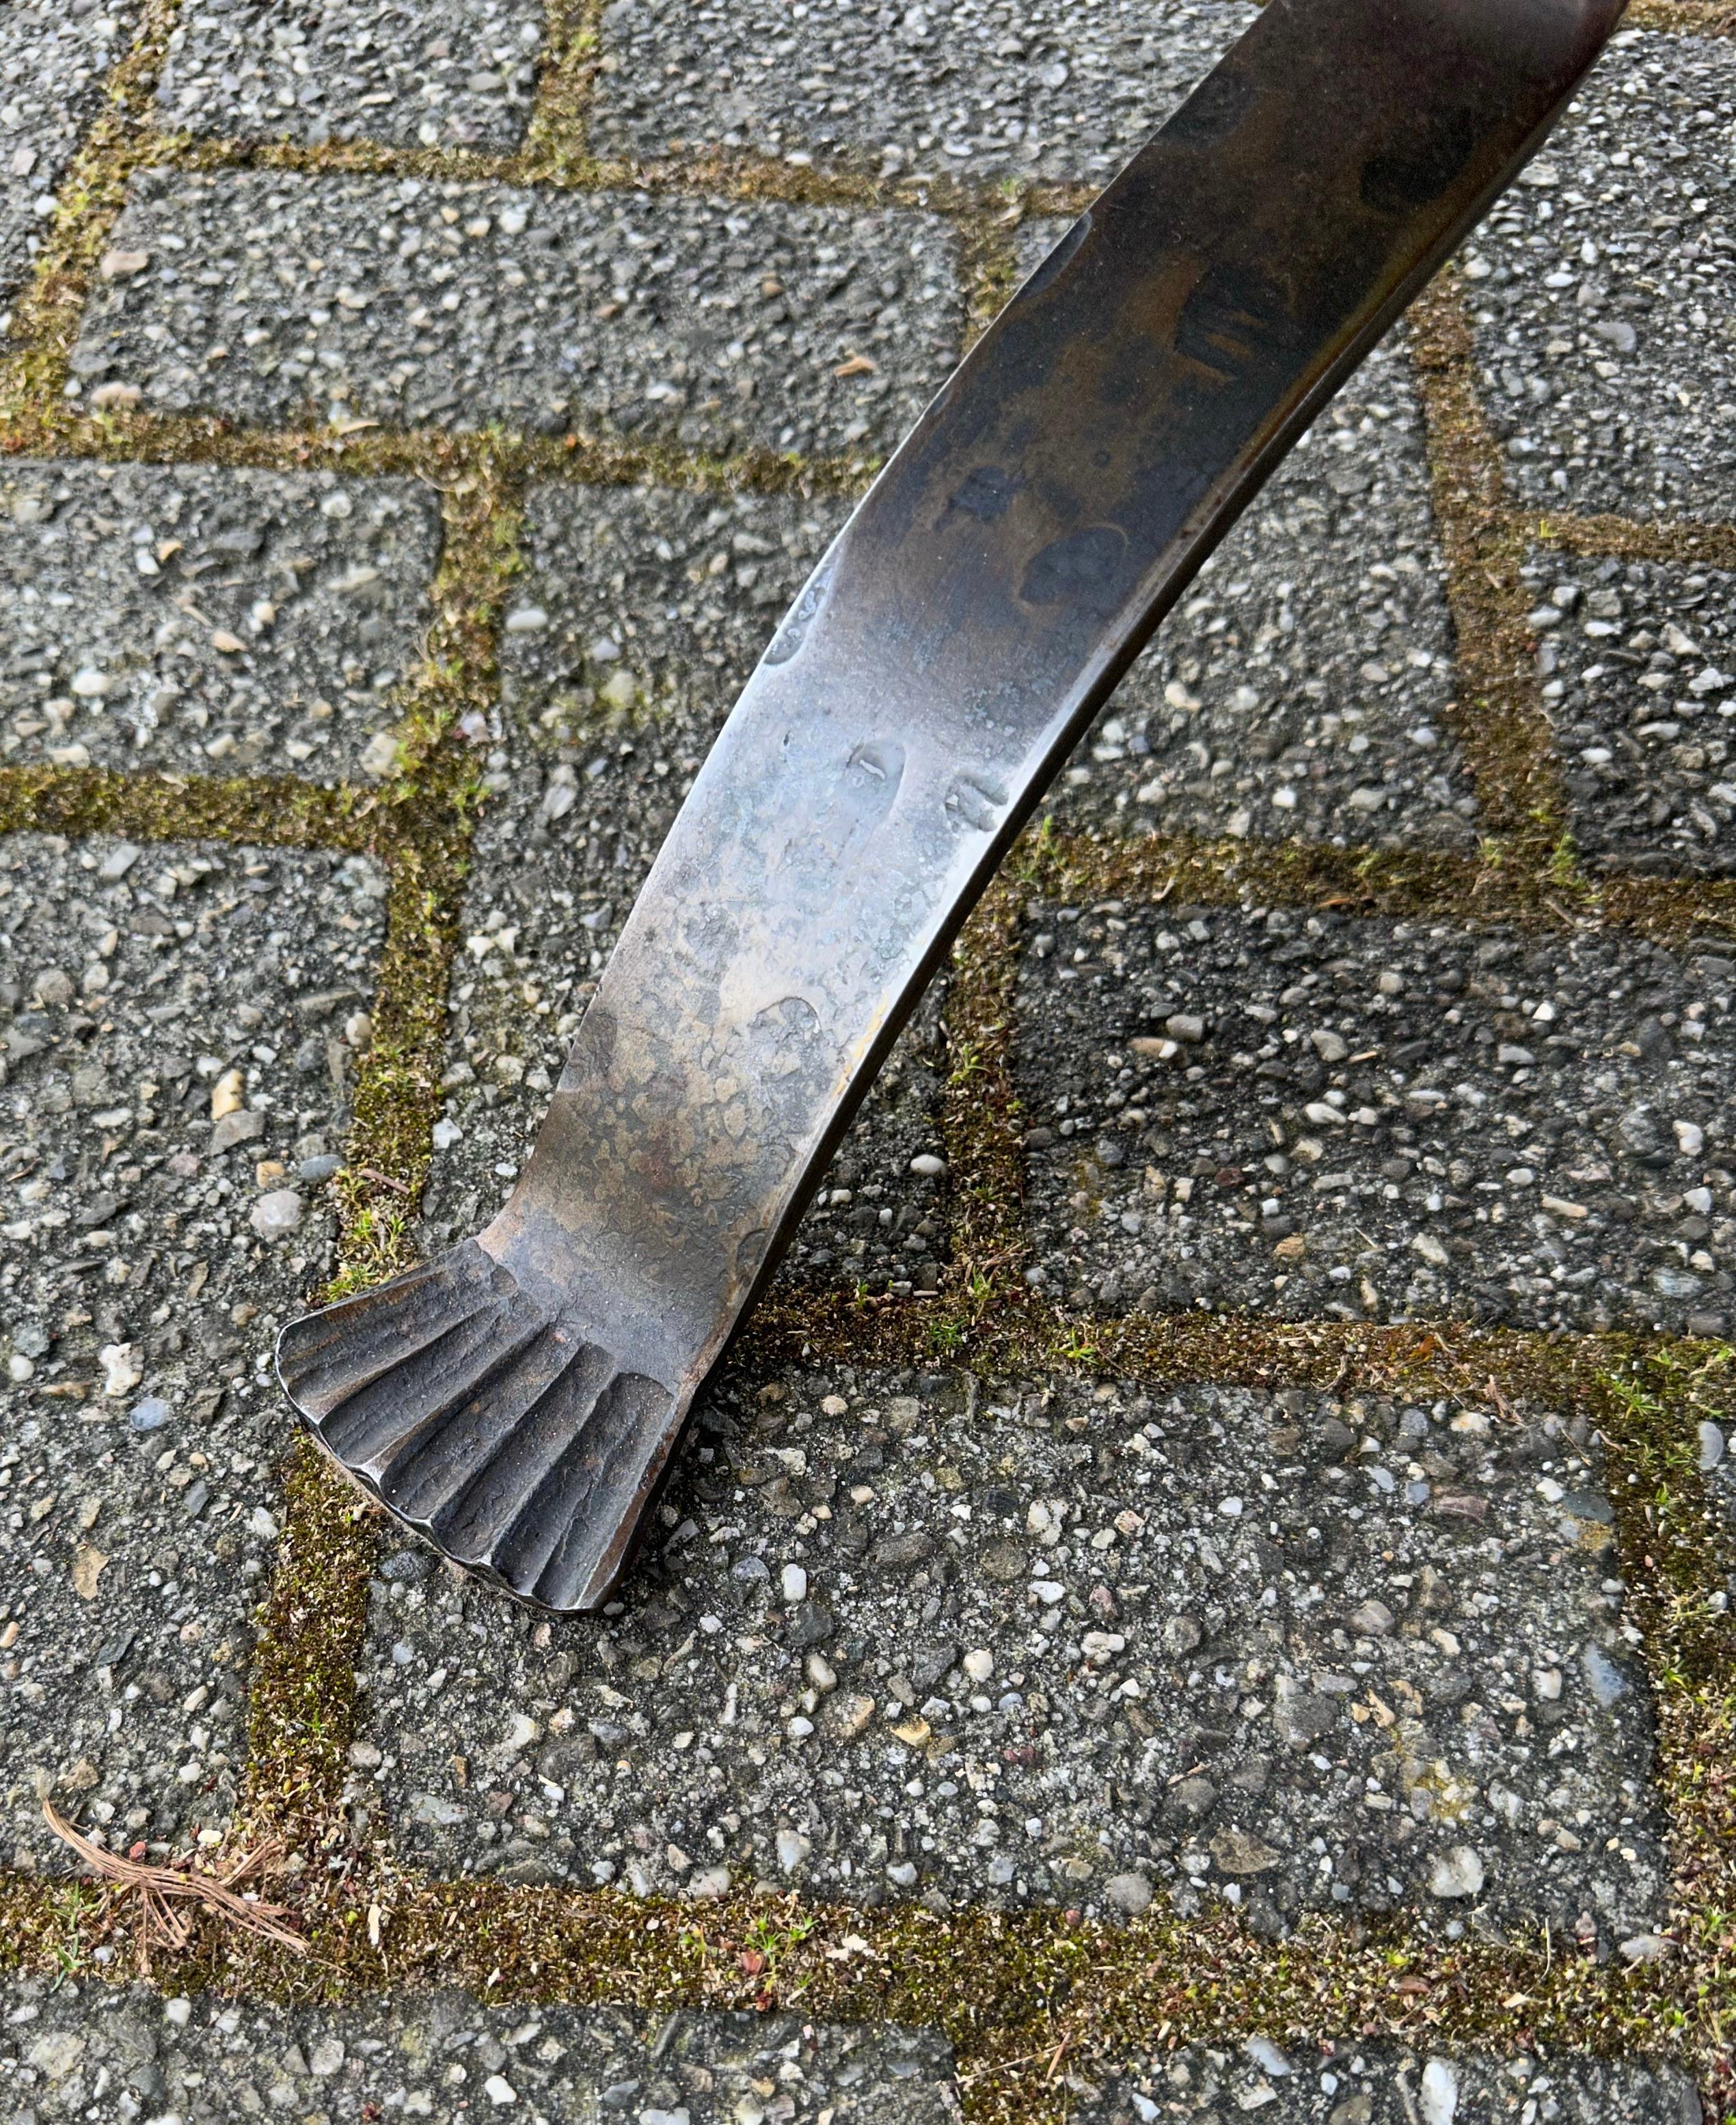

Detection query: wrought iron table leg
xmin=279 ymin=0 xmax=1625 ymax=1610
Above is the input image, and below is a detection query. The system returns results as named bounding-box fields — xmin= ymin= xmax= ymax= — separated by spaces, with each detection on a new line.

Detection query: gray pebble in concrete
xmin=159 ymin=0 xmax=543 ymax=152
xmin=1044 ymin=337 xmax=1478 ymax=854
xmin=1015 ymin=903 xmax=1736 ymax=1336
xmin=0 ymin=833 xmax=387 ymax=1871
xmin=1467 ymin=29 xmax=1736 ymax=522
xmin=0 ymin=1976 xmax=957 ymax=2122
xmin=0 ymin=0 xmax=139 ymax=319
xmin=590 ymin=0 xmax=1257 ymax=185
xmin=1079 ymin=2042 xmax=1702 ymax=2124
xmin=357 ymin=1370 xmax=1664 ymax=1950
xmin=1530 ymin=551 xmax=1736 ymax=878
xmin=0 ymin=459 xmax=442 ymax=783
xmin=70 ymin=170 xmax=964 ymax=457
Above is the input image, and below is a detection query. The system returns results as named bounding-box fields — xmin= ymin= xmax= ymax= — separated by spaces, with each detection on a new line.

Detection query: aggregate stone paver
xmin=1078 ymin=2043 xmax=1703 ymax=2124
xmin=1467 ymin=29 xmax=1736 ymax=523
xmin=501 ymin=480 xmax=850 ymax=753
xmin=0 ymin=830 xmax=387 ymax=1871
xmin=0 ymin=0 xmax=140 ymax=321
xmin=1529 ymin=550 xmax=1736 ymax=878
xmin=590 ymin=0 xmax=1258 ymax=185
xmin=1016 ymin=901 xmax=1736 ymax=1337
xmin=357 ymin=1370 xmax=1665 ymax=1951
xmin=411 ymin=772 xmax=951 ymax=1299
xmin=69 ymin=170 xmax=964 ymax=457
xmin=1046 ymin=336 xmax=1478 ymax=854
xmin=159 ymin=0 xmax=544 ymax=151
xmin=0 ymin=1976 xmax=957 ymax=2122
xmin=0 ymin=459 xmax=442 ymax=783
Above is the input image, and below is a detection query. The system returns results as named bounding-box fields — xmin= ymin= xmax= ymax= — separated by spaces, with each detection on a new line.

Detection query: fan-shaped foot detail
xmin=275 ymin=1241 xmax=675 ymax=1611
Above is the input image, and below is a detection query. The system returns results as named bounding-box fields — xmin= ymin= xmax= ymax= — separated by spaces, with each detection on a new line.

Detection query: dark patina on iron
xmin=279 ymin=0 xmax=1626 ymax=1611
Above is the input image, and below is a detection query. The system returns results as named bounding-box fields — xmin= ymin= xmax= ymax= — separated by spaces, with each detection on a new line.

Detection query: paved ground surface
xmin=0 ymin=5 xmax=1733 ymax=2124
xmin=0 ymin=1975 xmax=958 ymax=2121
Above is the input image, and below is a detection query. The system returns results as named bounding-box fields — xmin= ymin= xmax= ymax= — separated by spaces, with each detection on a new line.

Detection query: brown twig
xmin=354 ymin=1166 xmax=411 ymax=1195
xmin=42 ymin=1800 xmax=308 ymax=1968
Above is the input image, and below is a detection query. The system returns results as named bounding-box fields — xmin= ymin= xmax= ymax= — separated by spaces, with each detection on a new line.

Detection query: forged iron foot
xmin=280 ymin=0 xmax=1623 ymax=1610
xmin=277 ymin=1243 xmax=673 ymax=1608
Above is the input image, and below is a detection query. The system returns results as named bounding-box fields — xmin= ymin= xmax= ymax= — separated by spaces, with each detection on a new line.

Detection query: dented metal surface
xmin=278 ymin=0 xmax=1627 ymax=1610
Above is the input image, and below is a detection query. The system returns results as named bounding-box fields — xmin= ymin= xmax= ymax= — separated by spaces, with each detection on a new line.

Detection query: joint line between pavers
xmin=519 ymin=0 xmax=608 ymax=178
xmin=1521 ymin=505 xmax=1736 ymax=574
xmin=1407 ymin=270 xmax=1577 ymax=876
xmin=0 ymin=392 xmax=878 ymax=509
xmin=1628 ymin=0 xmax=1736 ymax=36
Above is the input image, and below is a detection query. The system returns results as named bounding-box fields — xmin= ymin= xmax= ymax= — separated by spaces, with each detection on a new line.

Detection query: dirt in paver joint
xmin=0 ymin=0 xmax=1734 ymax=2119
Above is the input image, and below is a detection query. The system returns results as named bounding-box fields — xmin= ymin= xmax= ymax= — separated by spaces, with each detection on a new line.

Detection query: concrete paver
xmin=159 ymin=0 xmax=545 ymax=150
xmin=0 ymin=1975 xmax=958 ymax=2122
xmin=1468 ymin=29 xmax=1736 ymax=524
xmin=0 ymin=833 xmax=386 ymax=1871
xmin=1047 ymin=336 xmax=1478 ymax=854
xmin=1079 ymin=2044 xmax=1703 ymax=2124
xmin=70 ymin=170 xmax=964 ymax=455
xmin=590 ymin=0 xmax=1257 ymax=185
xmin=1016 ymin=901 xmax=1736 ymax=1336
xmin=358 ymin=1370 xmax=1664 ymax=1952
xmin=1534 ymin=550 xmax=1736 ymax=878
xmin=501 ymin=481 xmax=850 ymax=755
xmin=0 ymin=459 xmax=442 ymax=782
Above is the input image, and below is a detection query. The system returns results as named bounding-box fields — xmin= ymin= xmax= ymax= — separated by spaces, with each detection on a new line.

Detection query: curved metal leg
xmin=279 ymin=0 xmax=1625 ymax=1610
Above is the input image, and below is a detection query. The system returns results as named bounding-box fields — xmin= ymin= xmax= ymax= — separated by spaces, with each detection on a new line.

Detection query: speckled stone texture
xmin=355 ymin=1370 xmax=1664 ymax=1952
xmin=500 ymin=481 xmax=850 ymax=753
xmin=0 ymin=832 xmax=386 ymax=1871
xmin=1044 ymin=335 xmax=1478 ymax=854
xmin=0 ymin=1977 xmax=958 ymax=2122
xmin=0 ymin=459 xmax=442 ymax=782
xmin=158 ymin=0 xmax=544 ymax=151
xmin=1467 ymin=29 xmax=1736 ymax=522
xmin=590 ymin=0 xmax=1258 ymax=185
xmin=69 ymin=170 xmax=964 ymax=455
xmin=1015 ymin=902 xmax=1736 ymax=1336
xmin=1532 ymin=550 xmax=1736 ymax=878
xmin=1077 ymin=2042 xmax=1703 ymax=2124
xmin=0 ymin=0 xmax=139 ymax=320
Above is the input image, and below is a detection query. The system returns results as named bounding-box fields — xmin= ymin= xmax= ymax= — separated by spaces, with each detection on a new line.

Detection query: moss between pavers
xmin=1408 ymin=273 xmax=1576 ymax=862
xmin=1629 ymin=1 xmax=1736 ymax=34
